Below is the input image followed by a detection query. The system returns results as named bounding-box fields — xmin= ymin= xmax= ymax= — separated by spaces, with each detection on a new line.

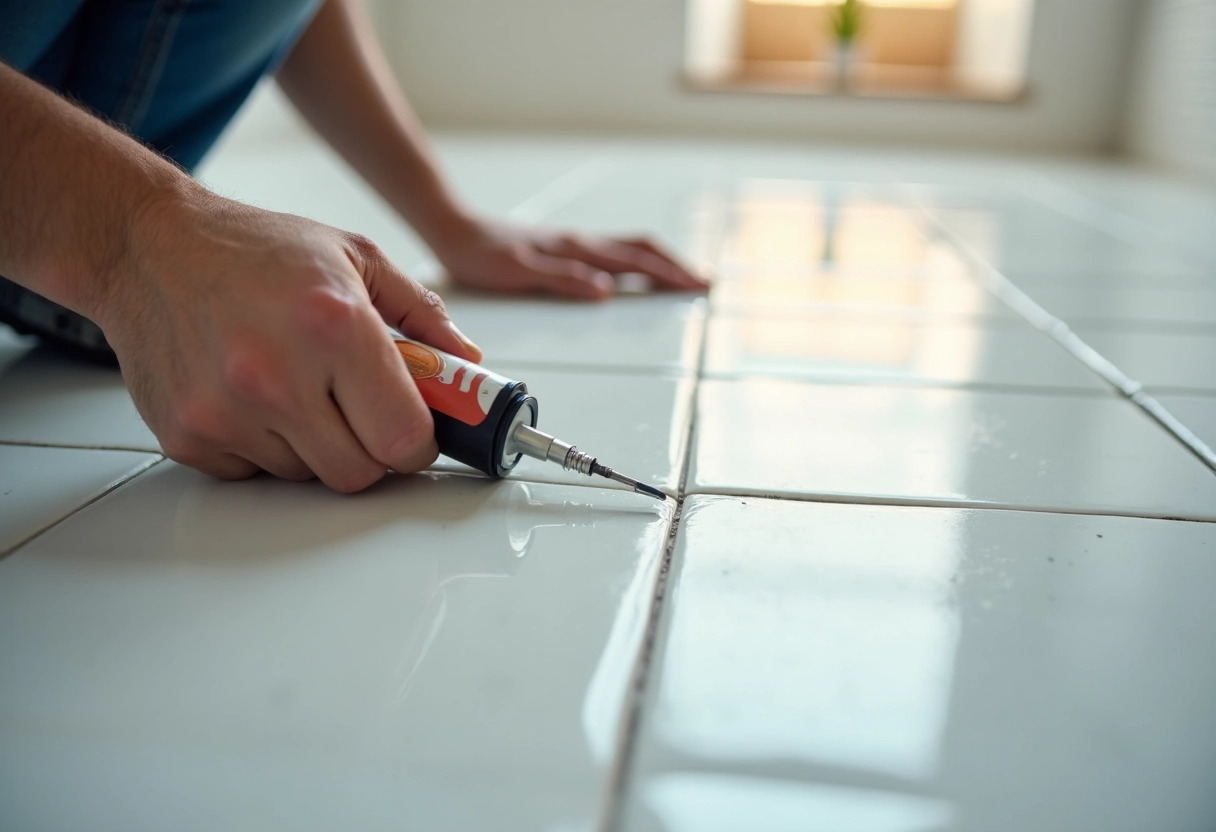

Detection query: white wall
xmin=1121 ymin=0 xmax=1216 ymax=181
xmin=376 ymin=0 xmax=1140 ymax=153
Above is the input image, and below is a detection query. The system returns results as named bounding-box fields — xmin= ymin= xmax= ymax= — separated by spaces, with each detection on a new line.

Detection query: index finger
xmin=614 ymin=235 xmax=710 ymax=290
xmin=548 ymin=235 xmax=707 ymax=292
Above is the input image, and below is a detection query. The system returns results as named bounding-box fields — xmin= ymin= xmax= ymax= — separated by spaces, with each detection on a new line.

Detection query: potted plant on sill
xmin=831 ymin=0 xmax=863 ymax=90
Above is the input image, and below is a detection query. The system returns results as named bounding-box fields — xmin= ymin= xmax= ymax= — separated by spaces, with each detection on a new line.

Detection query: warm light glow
xmin=749 ymin=0 xmax=957 ymax=8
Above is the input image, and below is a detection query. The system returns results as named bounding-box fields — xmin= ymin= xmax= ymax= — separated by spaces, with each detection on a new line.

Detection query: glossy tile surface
xmin=1016 ymin=282 xmax=1216 ymax=328
xmin=717 ymin=182 xmax=954 ymax=276
xmin=690 ymin=378 xmax=1216 ymax=519
xmin=1071 ymin=328 xmax=1216 ymax=393
xmin=709 ymin=272 xmax=1013 ymax=319
xmin=1153 ymin=394 xmax=1216 ymax=453
xmin=928 ymin=205 xmax=1204 ymax=274
xmin=0 ymin=466 xmax=671 ymax=832
xmin=428 ymin=365 xmax=694 ymax=495
xmin=441 ymin=292 xmax=707 ymax=374
xmin=8 ymin=86 xmax=1216 ymax=831
xmin=624 ymin=497 xmax=1216 ymax=832
xmin=0 ymin=445 xmax=160 ymax=555
xmin=702 ymin=315 xmax=1107 ymax=391
xmin=0 ymin=328 xmax=157 ymax=451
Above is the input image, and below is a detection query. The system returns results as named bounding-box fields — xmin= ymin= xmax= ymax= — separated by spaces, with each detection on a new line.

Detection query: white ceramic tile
xmin=690 ymin=378 xmax=1216 ymax=519
xmin=1153 ymin=394 xmax=1216 ymax=454
xmin=624 ymin=497 xmax=1216 ymax=832
xmin=1071 ymin=329 xmax=1216 ymax=393
xmin=1013 ymin=283 xmax=1216 ymax=328
xmin=718 ymin=182 xmax=956 ymax=277
xmin=428 ymin=365 xmax=694 ymax=495
xmin=928 ymin=207 xmax=1201 ymax=274
xmin=534 ymin=154 xmax=727 ymax=273
xmin=0 ymin=327 xmax=157 ymax=450
xmin=702 ymin=315 xmax=1108 ymax=392
xmin=0 ymin=445 xmax=160 ymax=555
xmin=709 ymin=272 xmax=1011 ymax=319
xmin=442 ymin=292 xmax=707 ymax=374
xmin=0 ymin=465 xmax=671 ymax=832
xmin=627 ymin=774 xmax=953 ymax=832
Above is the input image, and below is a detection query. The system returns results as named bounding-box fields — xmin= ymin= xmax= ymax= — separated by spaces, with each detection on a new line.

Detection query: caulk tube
xmin=391 ymin=336 xmax=538 ymax=478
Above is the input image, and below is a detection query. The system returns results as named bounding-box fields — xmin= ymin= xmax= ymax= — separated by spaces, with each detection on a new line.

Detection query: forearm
xmin=0 ymin=62 xmax=195 ymax=318
xmin=275 ymin=0 xmax=472 ymax=247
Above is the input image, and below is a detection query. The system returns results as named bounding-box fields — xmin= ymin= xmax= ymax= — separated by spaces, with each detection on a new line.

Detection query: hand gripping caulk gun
xmin=391 ymin=336 xmax=667 ymax=500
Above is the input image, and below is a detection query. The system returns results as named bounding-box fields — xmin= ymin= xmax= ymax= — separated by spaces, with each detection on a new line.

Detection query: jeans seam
xmin=114 ymin=0 xmax=189 ymax=132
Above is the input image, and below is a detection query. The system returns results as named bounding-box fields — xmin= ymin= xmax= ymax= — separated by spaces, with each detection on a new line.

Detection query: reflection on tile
xmin=690 ymin=378 xmax=1216 ymax=519
xmin=0 ymin=329 xmax=157 ymax=451
xmin=442 ymin=293 xmax=707 ymax=373
xmin=628 ymin=773 xmax=952 ymax=832
xmin=703 ymin=316 xmax=1107 ymax=392
xmin=718 ymin=182 xmax=960 ymax=276
xmin=429 ymin=365 xmax=694 ymax=495
xmin=627 ymin=497 xmax=1216 ymax=832
xmin=0 ymin=467 xmax=671 ymax=831
xmin=1072 ymin=329 xmax=1216 ymax=393
xmin=1016 ymin=283 xmax=1216 ymax=328
xmin=709 ymin=273 xmax=1010 ymax=319
xmin=0 ymin=445 xmax=160 ymax=555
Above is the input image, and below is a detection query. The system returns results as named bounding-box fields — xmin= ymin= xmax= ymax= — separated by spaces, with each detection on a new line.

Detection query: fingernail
xmin=592 ymin=272 xmax=614 ymax=293
xmin=447 ymin=321 xmax=482 ymax=358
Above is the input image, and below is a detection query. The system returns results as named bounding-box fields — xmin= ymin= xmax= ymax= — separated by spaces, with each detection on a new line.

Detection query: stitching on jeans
xmin=114 ymin=0 xmax=188 ymax=131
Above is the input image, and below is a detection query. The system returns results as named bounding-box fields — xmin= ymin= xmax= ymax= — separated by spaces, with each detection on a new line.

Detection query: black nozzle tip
xmin=635 ymin=482 xmax=668 ymax=501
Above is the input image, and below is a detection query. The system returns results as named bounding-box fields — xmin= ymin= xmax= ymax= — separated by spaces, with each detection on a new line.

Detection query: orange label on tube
xmin=393 ymin=338 xmax=512 ymax=427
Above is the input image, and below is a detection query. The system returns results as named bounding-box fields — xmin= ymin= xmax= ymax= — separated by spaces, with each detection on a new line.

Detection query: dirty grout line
xmin=907 ymin=195 xmax=1216 ymax=477
xmin=0 ymin=438 xmax=161 ymax=454
xmin=0 ymin=456 xmax=166 ymax=560
xmin=596 ymin=230 xmax=720 ymax=832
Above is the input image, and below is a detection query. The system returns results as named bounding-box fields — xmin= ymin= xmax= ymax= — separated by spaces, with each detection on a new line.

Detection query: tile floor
xmin=2 ymin=85 xmax=1215 ymax=831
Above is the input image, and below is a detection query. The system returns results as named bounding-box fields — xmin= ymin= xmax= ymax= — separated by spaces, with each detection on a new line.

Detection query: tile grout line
xmin=906 ymin=195 xmax=1216 ymax=475
xmin=596 ymin=237 xmax=719 ymax=832
xmin=0 ymin=456 xmax=166 ymax=560
xmin=684 ymin=488 xmax=1216 ymax=524
xmin=0 ymin=438 xmax=161 ymax=454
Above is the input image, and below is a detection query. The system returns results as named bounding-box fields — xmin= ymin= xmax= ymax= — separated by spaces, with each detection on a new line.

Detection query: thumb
xmin=352 ymin=237 xmax=483 ymax=363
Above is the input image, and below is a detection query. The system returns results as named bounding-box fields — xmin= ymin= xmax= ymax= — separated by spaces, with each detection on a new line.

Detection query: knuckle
xmin=222 ymin=344 xmax=286 ymax=406
xmin=418 ymin=287 xmax=448 ymax=316
xmin=381 ymin=412 xmax=436 ymax=465
xmin=344 ymin=232 xmax=380 ymax=259
xmin=173 ymin=395 xmax=229 ymax=445
xmin=298 ymin=287 xmax=363 ymax=344
xmin=158 ymin=433 xmax=203 ymax=468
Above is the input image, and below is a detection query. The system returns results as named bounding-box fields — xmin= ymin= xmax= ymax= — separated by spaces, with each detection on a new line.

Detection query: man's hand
xmin=428 ymin=219 xmax=709 ymax=300
xmin=96 ymin=187 xmax=481 ymax=493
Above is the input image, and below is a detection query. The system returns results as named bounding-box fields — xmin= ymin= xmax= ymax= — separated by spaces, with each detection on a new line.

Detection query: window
xmin=685 ymin=0 xmax=1034 ymax=101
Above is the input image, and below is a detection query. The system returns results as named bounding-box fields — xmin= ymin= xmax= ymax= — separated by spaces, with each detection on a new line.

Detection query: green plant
xmin=832 ymin=0 xmax=863 ymax=43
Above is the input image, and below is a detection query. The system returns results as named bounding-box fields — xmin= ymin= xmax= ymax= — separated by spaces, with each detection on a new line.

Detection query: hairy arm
xmin=0 ymin=62 xmax=186 ymax=317
xmin=0 ymin=61 xmax=479 ymax=492
xmin=276 ymin=0 xmax=707 ymax=299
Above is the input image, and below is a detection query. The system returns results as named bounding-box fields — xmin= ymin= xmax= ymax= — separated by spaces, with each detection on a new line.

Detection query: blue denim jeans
xmin=0 ymin=0 xmax=321 ymax=354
